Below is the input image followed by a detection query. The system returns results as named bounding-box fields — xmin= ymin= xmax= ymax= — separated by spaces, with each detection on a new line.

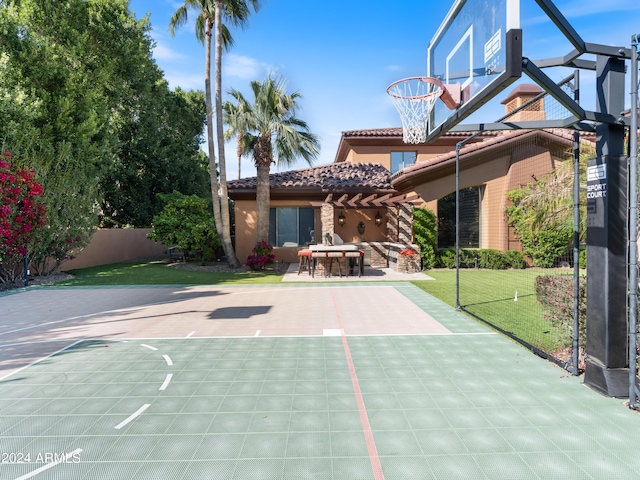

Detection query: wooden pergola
xmin=309 ymin=192 xmax=422 ymax=209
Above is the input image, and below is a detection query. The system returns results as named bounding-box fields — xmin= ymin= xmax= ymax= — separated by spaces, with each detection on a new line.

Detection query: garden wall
xmin=59 ymin=229 xmax=167 ymax=271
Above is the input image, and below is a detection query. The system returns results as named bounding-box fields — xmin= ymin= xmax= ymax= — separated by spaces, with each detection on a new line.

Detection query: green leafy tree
xmin=412 ymin=207 xmax=437 ymax=269
xmin=101 ymin=87 xmax=210 ymax=227
xmin=227 ymin=75 xmax=320 ymax=244
xmin=148 ymin=192 xmax=222 ymax=263
xmin=2 ymin=0 xmax=210 ymax=270
xmin=170 ymin=0 xmax=261 ymax=268
xmin=506 ymin=150 xmax=590 ymax=267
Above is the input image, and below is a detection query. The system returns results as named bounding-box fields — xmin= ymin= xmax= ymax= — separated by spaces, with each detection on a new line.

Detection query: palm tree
xmin=169 ymin=0 xmax=261 ymax=268
xmin=227 ymin=75 xmax=320 ymax=243
xmin=222 ymin=99 xmax=250 ymax=179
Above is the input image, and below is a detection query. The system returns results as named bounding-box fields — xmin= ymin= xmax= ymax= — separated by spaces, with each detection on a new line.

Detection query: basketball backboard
xmin=426 ymin=0 xmax=522 ymax=141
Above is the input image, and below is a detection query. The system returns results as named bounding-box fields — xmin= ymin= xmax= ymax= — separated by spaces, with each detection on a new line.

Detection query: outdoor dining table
xmin=307 ymin=244 xmax=364 ymax=277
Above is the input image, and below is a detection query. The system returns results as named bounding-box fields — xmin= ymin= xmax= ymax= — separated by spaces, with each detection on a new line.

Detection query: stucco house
xmin=227 ymin=85 xmax=596 ymax=266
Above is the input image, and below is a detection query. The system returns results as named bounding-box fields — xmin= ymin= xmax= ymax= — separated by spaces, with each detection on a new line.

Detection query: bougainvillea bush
xmin=0 ymin=151 xmax=46 ymax=281
xmin=246 ymin=241 xmax=275 ymax=270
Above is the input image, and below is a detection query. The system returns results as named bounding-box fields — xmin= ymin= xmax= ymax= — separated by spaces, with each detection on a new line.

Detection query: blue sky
xmin=128 ymin=0 xmax=640 ymax=178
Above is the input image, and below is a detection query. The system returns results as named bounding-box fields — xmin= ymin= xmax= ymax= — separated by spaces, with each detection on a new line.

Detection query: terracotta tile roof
xmin=227 ymin=162 xmax=395 ymax=193
xmin=391 ymin=128 xmax=596 ymax=190
xmin=341 ymin=127 xmax=500 ymax=138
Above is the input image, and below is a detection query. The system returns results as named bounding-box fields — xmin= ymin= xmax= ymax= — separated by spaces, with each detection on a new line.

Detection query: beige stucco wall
xmin=411 ymin=150 xmax=569 ymax=252
xmin=59 ymin=229 xmax=167 ymax=271
xmin=344 ymin=144 xmax=458 ymax=171
xmin=234 ymin=199 xmax=324 ymax=264
xmin=234 ymin=199 xmax=389 ymax=264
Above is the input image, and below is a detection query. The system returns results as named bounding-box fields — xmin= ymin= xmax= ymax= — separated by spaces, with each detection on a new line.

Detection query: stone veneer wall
xmin=320 ymin=204 xmax=334 ymax=245
xmin=353 ymin=242 xmax=421 ymax=273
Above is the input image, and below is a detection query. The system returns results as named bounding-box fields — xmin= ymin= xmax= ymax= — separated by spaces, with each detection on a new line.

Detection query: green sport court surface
xmin=2 ymin=283 xmax=640 ymax=479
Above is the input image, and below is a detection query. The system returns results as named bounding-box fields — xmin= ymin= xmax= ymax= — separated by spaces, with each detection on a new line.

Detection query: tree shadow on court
xmin=208 ymin=306 xmax=272 ymax=319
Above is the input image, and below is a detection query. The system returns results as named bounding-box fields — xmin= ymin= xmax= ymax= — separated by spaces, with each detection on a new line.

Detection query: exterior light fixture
xmin=375 ymin=211 xmax=382 ymax=226
xmin=338 ymin=212 xmax=346 ymax=226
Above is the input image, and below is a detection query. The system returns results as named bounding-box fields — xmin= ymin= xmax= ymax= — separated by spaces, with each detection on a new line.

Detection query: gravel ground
xmin=0 ymin=272 xmax=75 ymax=292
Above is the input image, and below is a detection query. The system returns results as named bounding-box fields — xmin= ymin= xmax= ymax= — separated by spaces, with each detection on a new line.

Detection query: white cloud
xmin=223 ymin=54 xmax=270 ymax=80
xmin=164 ymin=72 xmax=205 ymax=91
xmin=152 ymin=42 xmax=188 ymax=62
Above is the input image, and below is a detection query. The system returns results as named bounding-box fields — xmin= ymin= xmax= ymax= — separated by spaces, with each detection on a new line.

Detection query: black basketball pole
xmin=584 ymin=54 xmax=629 ymax=397
xmin=629 ymin=34 xmax=639 ymax=409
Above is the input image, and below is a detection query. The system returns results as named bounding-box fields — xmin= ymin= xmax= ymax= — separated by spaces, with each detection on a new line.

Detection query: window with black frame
xmin=268 ymin=207 xmax=316 ymax=247
xmin=437 ymin=187 xmax=480 ymax=248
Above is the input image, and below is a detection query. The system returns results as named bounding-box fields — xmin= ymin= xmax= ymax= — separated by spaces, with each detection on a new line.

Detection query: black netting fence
xmin=456 ymin=76 xmax=591 ymax=373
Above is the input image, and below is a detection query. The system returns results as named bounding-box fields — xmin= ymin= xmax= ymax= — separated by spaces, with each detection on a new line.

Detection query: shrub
xmin=147 ymin=192 xmax=221 ymax=263
xmin=503 ymin=250 xmax=526 ymax=269
xmin=534 ymin=274 xmax=586 ymax=353
xmin=435 ymin=248 xmax=525 ymax=270
xmin=435 ymin=249 xmax=456 ymax=268
xmin=0 ymin=151 xmax=46 ymax=259
xmin=246 ymin=241 xmax=275 ymax=270
xmin=476 ymin=249 xmax=507 ymax=269
xmin=412 ymin=207 xmax=437 ymax=269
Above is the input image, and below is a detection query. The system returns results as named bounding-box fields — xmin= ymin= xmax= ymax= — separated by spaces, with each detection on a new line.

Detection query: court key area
xmin=2 ymin=283 xmax=640 ymax=479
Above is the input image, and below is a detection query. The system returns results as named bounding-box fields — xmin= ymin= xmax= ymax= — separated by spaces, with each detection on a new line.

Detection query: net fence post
xmin=571 ymin=70 xmax=581 ymax=376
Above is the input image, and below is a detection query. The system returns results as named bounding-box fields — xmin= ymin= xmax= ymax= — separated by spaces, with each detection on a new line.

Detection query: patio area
xmin=281 ymin=262 xmax=433 ymax=282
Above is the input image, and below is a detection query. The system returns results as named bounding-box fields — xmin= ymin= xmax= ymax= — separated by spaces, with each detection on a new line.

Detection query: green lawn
xmin=412 ymin=268 xmax=576 ymax=355
xmin=55 ymin=261 xmax=285 ymax=286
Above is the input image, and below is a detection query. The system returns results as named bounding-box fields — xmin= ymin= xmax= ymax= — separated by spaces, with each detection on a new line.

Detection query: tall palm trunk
xmin=203 ymin=20 xmax=226 ymax=260
xmin=236 ymin=130 xmax=243 ymax=179
xmin=254 ymin=134 xmax=273 ymax=243
xmin=213 ymin=2 xmax=240 ymax=267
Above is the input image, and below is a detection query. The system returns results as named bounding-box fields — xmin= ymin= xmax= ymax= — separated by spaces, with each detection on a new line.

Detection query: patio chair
xmin=344 ymin=250 xmax=364 ymax=277
xmin=297 ymin=249 xmax=313 ymax=275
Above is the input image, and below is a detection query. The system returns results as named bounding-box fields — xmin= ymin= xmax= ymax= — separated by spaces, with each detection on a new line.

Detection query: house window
xmin=437 ymin=187 xmax=480 ymax=248
xmin=268 ymin=207 xmax=315 ymax=247
xmin=390 ymin=151 xmax=416 ymax=174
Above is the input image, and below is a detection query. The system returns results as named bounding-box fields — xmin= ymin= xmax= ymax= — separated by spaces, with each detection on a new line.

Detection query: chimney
xmin=501 ymin=84 xmax=545 ymax=121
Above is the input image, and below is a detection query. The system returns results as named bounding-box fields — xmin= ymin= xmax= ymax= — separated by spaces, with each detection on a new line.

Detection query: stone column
xmin=386 ymin=207 xmax=398 ymax=242
xmin=398 ymin=203 xmax=413 ymax=244
xmin=320 ymin=204 xmax=334 ymax=245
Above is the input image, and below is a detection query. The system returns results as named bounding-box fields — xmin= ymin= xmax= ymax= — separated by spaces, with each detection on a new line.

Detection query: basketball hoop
xmin=386 ymin=77 xmax=461 ymax=144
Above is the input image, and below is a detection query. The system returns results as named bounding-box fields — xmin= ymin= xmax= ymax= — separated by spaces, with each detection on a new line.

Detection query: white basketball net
xmin=387 ymin=78 xmax=442 ymax=144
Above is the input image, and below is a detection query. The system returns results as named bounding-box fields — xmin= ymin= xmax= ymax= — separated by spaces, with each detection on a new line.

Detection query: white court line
xmin=140 ymin=344 xmax=157 ymax=351
xmin=254 ymin=330 xmax=261 ymax=337
xmin=114 ymin=404 xmax=150 ymax=430
xmin=15 ymin=448 xmax=83 ymax=480
xmin=186 ymin=331 xmax=195 ymax=338
xmin=323 ymin=329 xmax=344 ymax=336
xmin=159 ymin=373 xmax=173 ymax=391
xmin=163 ymin=354 xmax=173 ymax=366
